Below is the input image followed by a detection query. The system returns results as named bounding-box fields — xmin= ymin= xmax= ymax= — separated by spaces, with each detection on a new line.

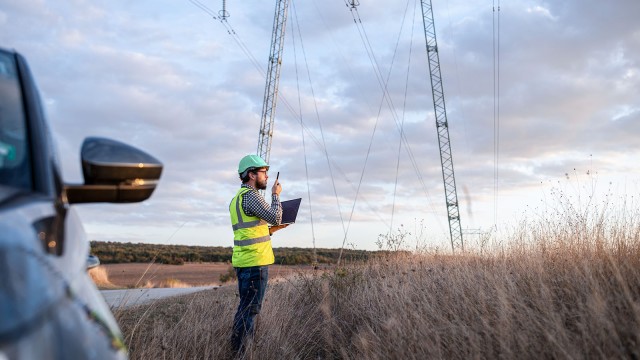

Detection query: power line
xmin=338 ymin=0 xmax=450 ymax=263
xmin=187 ymin=0 xmax=396 ymax=229
xmin=344 ymin=0 xmax=443 ymax=224
xmin=391 ymin=0 xmax=418 ymax=234
xmin=188 ymin=0 xmax=449 ymax=250
xmin=493 ymin=0 xmax=501 ymax=228
xmin=292 ymin=0 xmax=348 ymax=239
xmin=290 ymin=0 xmax=318 ymax=265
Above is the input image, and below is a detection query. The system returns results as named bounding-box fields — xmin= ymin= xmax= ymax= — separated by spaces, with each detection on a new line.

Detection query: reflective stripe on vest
xmin=232 ymin=197 xmax=264 ymax=231
xmin=229 ymin=187 xmax=274 ymax=267
xmin=234 ymin=235 xmax=270 ymax=247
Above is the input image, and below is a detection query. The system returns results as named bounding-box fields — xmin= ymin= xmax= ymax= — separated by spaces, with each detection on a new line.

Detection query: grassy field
xmin=112 ymin=201 xmax=640 ymax=359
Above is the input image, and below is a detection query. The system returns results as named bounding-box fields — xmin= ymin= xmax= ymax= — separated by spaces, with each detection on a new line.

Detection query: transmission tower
xmin=420 ymin=0 xmax=464 ymax=252
xmin=257 ymin=0 xmax=290 ymax=163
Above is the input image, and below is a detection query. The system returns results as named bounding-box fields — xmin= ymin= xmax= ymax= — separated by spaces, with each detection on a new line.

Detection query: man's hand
xmin=269 ymin=224 xmax=289 ymax=235
xmin=271 ymin=178 xmax=282 ymax=196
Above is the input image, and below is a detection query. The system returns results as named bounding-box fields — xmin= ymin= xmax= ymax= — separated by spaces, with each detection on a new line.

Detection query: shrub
xmin=219 ymin=265 xmax=236 ymax=284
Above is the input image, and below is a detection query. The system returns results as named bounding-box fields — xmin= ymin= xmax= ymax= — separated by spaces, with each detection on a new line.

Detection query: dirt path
xmin=101 ymin=286 xmax=218 ymax=308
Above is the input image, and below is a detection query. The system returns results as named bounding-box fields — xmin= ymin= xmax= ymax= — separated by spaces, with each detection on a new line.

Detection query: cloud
xmin=1 ymin=0 xmax=638 ymax=249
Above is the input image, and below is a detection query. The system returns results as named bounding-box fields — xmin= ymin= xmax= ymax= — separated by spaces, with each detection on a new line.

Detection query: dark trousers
xmin=231 ymin=266 xmax=268 ymax=352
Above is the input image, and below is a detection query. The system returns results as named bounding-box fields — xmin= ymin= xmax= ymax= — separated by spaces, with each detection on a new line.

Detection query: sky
xmin=1 ymin=0 xmax=639 ymax=251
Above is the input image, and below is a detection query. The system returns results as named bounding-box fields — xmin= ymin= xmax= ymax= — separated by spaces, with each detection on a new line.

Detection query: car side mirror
xmin=87 ymin=254 xmax=100 ymax=270
xmin=64 ymin=137 xmax=163 ymax=204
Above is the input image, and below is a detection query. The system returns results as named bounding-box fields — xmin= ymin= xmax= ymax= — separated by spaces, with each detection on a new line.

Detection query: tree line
xmin=89 ymin=241 xmax=380 ymax=265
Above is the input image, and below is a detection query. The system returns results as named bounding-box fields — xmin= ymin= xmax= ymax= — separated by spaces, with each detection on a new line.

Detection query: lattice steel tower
xmin=257 ymin=0 xmax=290 ymax=163
xmin=420 ymin=0 xmax=464 ymax=252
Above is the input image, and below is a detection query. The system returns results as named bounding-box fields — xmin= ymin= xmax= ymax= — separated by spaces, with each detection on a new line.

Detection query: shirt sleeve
xmin=242 ymin=187 xmax=282 ymax=226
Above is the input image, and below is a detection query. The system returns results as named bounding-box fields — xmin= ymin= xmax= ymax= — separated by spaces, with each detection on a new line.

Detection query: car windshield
xmin=0 ymin=50 xmax=31 ymax=190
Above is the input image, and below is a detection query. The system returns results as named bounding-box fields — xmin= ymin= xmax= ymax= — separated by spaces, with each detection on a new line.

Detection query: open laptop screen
xmin=281 ymin=198 xmax=302 ymax=225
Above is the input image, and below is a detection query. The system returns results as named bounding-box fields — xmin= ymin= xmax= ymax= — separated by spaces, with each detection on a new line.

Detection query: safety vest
xmin=229 ymin=187 xmax=275 ymax=267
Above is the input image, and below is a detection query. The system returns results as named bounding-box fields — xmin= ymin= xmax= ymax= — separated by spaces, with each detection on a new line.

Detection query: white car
xmin=0 ymin=47 xmax=162 ymax=359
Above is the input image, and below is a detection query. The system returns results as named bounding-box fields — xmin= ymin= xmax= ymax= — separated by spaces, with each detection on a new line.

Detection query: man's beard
xmin=256 ymin=178 xmax=267 ymax=190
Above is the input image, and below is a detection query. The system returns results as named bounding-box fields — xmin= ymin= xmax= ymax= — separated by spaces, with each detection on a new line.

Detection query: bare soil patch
xmin=100 ymin=262 xmax=320 ymax=289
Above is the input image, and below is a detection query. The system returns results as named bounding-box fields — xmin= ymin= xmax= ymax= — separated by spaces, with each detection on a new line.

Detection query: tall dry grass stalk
xmin=116 ymin=202 xmax=640 ymax=359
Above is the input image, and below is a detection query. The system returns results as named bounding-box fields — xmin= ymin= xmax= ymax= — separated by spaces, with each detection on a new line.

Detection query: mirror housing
xmin=64 ymin=137 xmax=163 ymax=204
xmin=86 ymin=255 xmax=100 ymax=270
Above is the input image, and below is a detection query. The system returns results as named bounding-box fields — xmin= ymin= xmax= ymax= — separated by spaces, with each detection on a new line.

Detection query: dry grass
xmin=88 ymin=266 xmax=118 ymax=289
xmin=115 ymin=202 xmax=640 ymax=359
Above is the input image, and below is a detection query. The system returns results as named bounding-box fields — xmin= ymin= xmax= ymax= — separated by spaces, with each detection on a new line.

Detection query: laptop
xmin=281 ymin=198 xmax=302 ymax=225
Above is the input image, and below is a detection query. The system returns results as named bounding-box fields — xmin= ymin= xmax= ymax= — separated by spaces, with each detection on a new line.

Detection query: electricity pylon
xmin=420 ymin=0 xmax=464 ymax=252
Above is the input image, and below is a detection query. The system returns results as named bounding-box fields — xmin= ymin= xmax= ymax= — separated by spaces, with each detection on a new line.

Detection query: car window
xmin=0 ymin=50 xmax=32 ymax=190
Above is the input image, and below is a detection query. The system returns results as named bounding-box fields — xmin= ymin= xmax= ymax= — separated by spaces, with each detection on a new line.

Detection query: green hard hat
xmin=238 ymin=154 xmax=269 ymax=174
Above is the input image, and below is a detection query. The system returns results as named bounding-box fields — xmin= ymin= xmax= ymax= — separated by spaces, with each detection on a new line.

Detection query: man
xmin=229 ymin=154 xmax=288 ymax=353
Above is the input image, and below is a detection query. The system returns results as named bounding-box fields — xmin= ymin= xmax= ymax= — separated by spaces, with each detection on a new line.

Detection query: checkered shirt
xmin=240 ymin=184 xmax=282 ymax=225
